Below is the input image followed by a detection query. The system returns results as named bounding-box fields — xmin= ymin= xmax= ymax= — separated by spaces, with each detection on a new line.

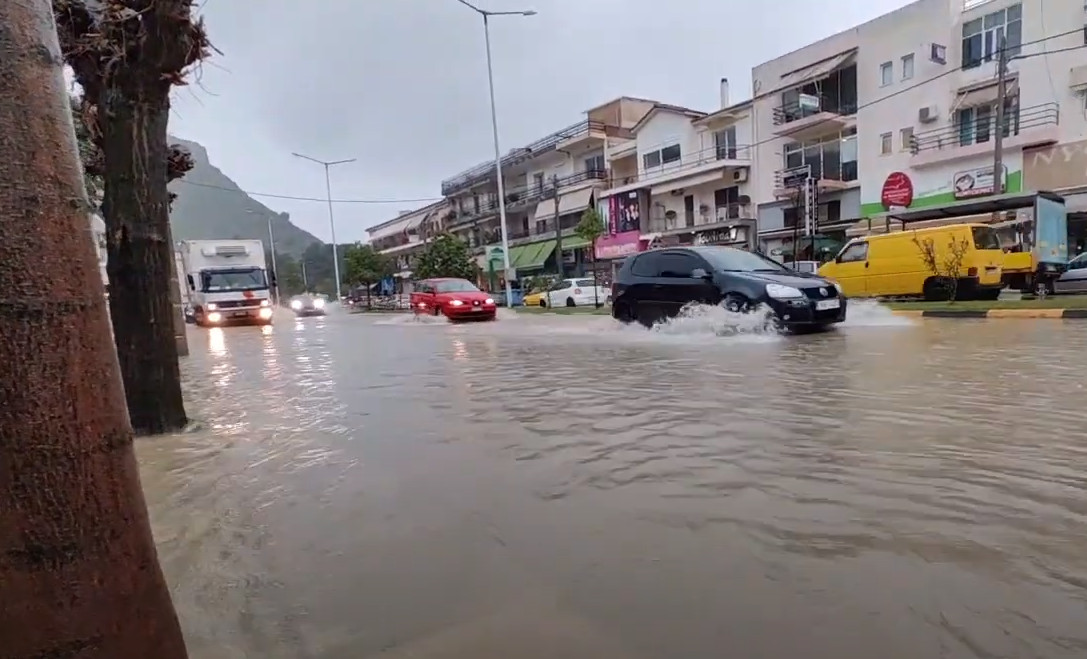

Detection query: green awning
xmin=560 ymin=235 xmax=590 ymax=250
xmin=511 ymin=241 xmax=556 ymax=270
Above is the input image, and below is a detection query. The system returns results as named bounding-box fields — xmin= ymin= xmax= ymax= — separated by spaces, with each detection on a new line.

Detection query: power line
xmin=174 ymin=178 xmax=443 ymax=204
xmin=745 ymin=27 xmax=1086 ymax=152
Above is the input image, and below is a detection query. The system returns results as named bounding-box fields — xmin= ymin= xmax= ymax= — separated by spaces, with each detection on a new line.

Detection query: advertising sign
xmin=952 ymin=164 xmax=1007 ymax=199
xmin=880 ymin=171 xmax=914 ymax=209
xmin=595 ymin=231 xmax=643 ymax=260
xmin=609 ymin=191 xmax=642 ymax=235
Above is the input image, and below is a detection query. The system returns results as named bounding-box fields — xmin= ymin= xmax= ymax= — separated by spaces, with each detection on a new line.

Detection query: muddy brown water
xmin=136 ymin=305 xmax=1087 ymax=658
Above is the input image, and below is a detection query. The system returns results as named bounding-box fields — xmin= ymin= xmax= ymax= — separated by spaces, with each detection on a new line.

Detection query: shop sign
xmin=695 ymin=226 xmax=748 ymax=245
xmin=952 ymin=164 xmax=1007 ymax=199
xmin=595 ymin=230 xmax=643 ymax=260
xmin=880 ymin=171 xmax=914 ymax=209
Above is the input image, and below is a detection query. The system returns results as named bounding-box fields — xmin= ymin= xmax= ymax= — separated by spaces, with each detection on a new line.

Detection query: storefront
xmin=651 ymin=221 xmax=755 ymax=249
xmin=1023 ymin=140 xmax=1087 ymax=258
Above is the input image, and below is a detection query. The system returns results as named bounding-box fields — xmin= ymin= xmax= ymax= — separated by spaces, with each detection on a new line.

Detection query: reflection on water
xmin=138 ymin=310 xmax=1087 ymax=659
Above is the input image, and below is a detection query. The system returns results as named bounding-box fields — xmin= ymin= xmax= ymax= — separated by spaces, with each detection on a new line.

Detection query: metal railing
xmin=773 ymin=160 xmax=858 ymax=188
xmin=446 ymin=168 xmax=608 ymax=228
xmin=607 ymin=144 xmax=752 ymax=188
xmin=647 ymin=204 xmax=749 ymax=233
xmin=440 ymin=120 xmax=608 ymax=195
xmin=773 ymin=100 xmax=857 ymax=126
xmin=909 ymin=102 xmax=1058 ymax=154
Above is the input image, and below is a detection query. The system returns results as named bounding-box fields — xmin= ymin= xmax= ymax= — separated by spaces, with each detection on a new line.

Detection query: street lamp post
xmin=454 ymin=0 xmax=536 ymax=307
xmin=292 ymin=152 xmax=356 ymax=303
xmin=267 ymin=215 xmax=278 ymax=304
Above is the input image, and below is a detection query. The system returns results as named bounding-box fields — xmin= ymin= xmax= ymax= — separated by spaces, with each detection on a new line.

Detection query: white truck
xmin=179 ymin=239 xmax=274 ymax=327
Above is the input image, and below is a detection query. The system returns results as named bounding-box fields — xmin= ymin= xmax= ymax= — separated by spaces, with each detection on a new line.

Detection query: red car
xmin=410 ymin=278 xmax=497 ymax=321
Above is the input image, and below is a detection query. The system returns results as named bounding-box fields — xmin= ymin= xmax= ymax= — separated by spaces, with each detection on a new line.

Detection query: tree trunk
xmin=0 ymin=2 xmax=189 ymax=657
xmin=100 ymin=80 xmax=187 ymax=435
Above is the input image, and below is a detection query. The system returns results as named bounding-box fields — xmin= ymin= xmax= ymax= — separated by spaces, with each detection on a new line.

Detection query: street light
xmin=454 ymin=0 xmax=536 ymax=308
xmin=248 ymin=208 xmax=278 ymax=304
xmin=292 ymin=152 xmax=356 ymax=303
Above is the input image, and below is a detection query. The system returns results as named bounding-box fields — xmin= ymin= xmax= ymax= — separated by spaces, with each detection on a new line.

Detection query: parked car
xmin=1053 ymin=252 xmax=1087 ymax=294
xmin=611 ymin=246 xmax=847 ymax=331
xmin=289 ymin=294 xmax=326 ymax=317
xmin=542 ymin=278 xmax=609 ymax=307
xmin=410 ymin=278 xmax=497 ymax=321
xmin=817 ymin=223 xmax=1004 ymax=300
xmin=522 ymin=290 xmax=547 ymax=308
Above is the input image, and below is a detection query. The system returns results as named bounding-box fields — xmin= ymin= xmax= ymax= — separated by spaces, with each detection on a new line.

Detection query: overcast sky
xmin=171 ymin=0 xmax=913 ymax=243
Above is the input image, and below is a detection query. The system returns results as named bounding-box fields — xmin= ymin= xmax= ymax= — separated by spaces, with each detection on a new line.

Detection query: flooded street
xmin=137 ymin=306 xmax=1087 ymax=659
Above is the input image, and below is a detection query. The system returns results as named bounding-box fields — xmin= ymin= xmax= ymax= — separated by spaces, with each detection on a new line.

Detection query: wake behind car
xmin=611 ymin=246 xmax=846 ymax=331
xmin=289 ymin=294 xmax=326 ymax=317
xmin=410 ymin=278 xmax=496 ymax=321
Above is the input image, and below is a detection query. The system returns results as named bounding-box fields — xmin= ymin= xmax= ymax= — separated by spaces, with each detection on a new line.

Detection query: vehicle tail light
xmin=967 ymin=267 xmax=978 ymax=277
xmin=574 ymin=288 xmax=582 ymax=295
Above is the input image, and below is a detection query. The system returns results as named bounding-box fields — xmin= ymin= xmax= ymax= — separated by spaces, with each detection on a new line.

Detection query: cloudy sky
xmin=172 ymin=0 xmax=913 ymax=243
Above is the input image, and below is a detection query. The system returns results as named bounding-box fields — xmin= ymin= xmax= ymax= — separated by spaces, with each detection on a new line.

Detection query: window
xmin=956 ymin=95 xmax=1019 ymax=146
xmin=838 ymin=242 xmax=868 ymax=263
xmin=961 ymin=3 xmax=1022 ymax=69
xmin=901 ymin=53 xmax=914 ymax=80
xmin=972 ymin=226 xmax=1001 ymax=250
xmin=781 ymin=130 xmax=858 ymax=183
xmin=880 ymin=132 xmax=893 ymax=155
xmin=698 ymin=247 xmax=786 ymax=273
xmin=533 ymin=172 xmax=544 ymax=191
xmin=575 ymin=279 xmax=596 ymax=287
xmin=630 ymin=252 xmax=661 ymax=277
xmin=643 ymin=151 xmax=661 ymax=169
xmin=657 ymin=253 xmax=702 ymax=278
xmin=900 ymin=127 xmax=914 ymax=151
xmin=880 ymin=61 xmax=893 ymax=86
xmin=714 ymin=126 xmax=738 ymax=159
xmin=584 ymin=154 xmax=605 ymax=174
xmin=660 ymin=144 xmax=681 ymax=164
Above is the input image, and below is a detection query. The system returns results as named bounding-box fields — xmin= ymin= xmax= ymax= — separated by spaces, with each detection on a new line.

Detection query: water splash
xmin=840 ymin=299 xmax=915 ymax=327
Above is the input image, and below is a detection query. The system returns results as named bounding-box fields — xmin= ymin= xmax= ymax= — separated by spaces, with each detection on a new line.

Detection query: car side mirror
xmin=690 ymin=268 xmax=711 ymax=279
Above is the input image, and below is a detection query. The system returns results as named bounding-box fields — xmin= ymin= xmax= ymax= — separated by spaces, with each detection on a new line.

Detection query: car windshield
xmin=971 ymin=226 xmax=1002 ymax=250
xmin=697 ymin=247 xmax=788 ymax=273
xmin=201 ymin=268 xmax=267 ymax=292
xmin=435 ymin=280 xmax=480 ymax=293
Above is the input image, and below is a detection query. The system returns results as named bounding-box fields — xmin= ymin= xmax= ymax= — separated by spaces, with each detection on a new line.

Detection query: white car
xmin=544 ymin=278 xmax=609 ymax=308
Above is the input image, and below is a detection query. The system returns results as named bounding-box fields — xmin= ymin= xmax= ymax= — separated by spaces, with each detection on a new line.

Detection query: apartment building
xmin=436 ymin=98 xmax=655 ymax=279
xmin=856 ymin=0 xmax=1087 ymax=247
xmin=750 ymin=26 xmax=862 ymax=260
xmin=366 ymin=200 xmax=448 ymax=276
xmin=596 ymin=80 xmax=757 ymax=260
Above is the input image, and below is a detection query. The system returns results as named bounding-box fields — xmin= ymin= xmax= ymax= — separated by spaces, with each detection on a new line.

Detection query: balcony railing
xmin=446 ymin=168 xmax=608 ymax=228
xmin=607 ymin=144 xmax=752 ymax=189
xmin=647 ymin=204 xmax=749 ymax=233
xmin=773 ymin=100 xmax=857 ymax=126
xmin=440 ymin=120 xmax=608 ymax=196
xmin=909 ymin=102 xmax=1059 ymax=154
xmin=773 ymin=161 xmax=858 ymax=189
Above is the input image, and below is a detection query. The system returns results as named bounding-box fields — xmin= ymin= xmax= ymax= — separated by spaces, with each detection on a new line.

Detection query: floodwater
xmin=137 ymin=304 xmax=1087 ymax=659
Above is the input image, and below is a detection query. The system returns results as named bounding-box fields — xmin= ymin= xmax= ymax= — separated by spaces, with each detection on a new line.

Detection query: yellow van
xmin=818 ymin=223 xmax=1005 ymax=300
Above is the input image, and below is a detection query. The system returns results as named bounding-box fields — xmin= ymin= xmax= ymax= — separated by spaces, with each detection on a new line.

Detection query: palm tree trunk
xmin=0 ymin=1 xmax=189 ymax=656
xmin=99 ymin=68 xmax=187 ymax=435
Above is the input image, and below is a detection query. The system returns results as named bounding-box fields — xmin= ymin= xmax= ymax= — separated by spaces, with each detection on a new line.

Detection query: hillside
xmin=168 ymin=137 xmax=322 ymax=257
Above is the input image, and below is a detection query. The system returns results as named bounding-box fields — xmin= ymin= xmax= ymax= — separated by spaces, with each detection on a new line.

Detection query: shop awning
xmin=952 ymin=78 xmax=1019 ymax=113
xmin=557 ymin=187 xmax=594 ymax=216
xmin=510 ymin=241 xmax=556 ymax=270
xmin=560 ymin=235 xmax=590 ymax=250
xmin=531 ymin=198 xmax=554 ymax=225
xmin=650 ymin=170 xmax=726 ymax=197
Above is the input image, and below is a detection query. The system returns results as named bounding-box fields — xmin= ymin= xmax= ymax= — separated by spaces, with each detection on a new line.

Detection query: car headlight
xmin=206 ymin=303 xmax=217 ymax=311
xmin=484 ymin=298 xmax=494 ymax=305
xmin=765 ymin=283 xmax=804 ymax=299
xmin=825 ymin=280 xmax=843 ymax=295
xmin=260 ymin=299 xmax=270 ymax=307
xmin=290 ymin=300 xmax=302 ymax=309
xmin=449 ymin=300 xmax=464 ymax=306
xmin=258 ymin=307 xmax=273 ymax=319
xmin=313 ymin=298 xmax=325 ymax=308
xmin=207 ymin=312 xmax=222 ymax=323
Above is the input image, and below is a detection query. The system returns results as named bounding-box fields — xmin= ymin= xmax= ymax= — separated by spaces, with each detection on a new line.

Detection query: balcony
xmin=606 ymin=144 xmax=752 ymax=195
xmin=441 ymin=120 xmax=615 ymax=196
xmin=647 ymin=204 xmax=753 ymax=234
xmin=772 ymin=161 xmax=858 ymax=198
xmin=908 ymin=102 xmax=1059 ymax=168
xmin=772 ymin=100 xmax=856 ymax=141
xmin=446 ymin=168 xmax=608 ymax=228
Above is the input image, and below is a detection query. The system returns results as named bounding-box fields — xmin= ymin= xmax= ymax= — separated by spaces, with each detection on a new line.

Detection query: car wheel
xmin=1033 ymin=280 xmax=1053 ymax=297
xmin=432 ymin=305 xmax=442 ymax=316
xmin=613 ymin=300 xmax=635 ymax=323
xmin=539 ymin=299 xmax=547 ymax=308
xmin=722 ymin=293 xmax=750 ymax=313
xmin=565 ymin=297 xmax=576 ymax=307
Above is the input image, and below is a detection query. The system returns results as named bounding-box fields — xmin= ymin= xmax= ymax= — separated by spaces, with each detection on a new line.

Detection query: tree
xmin=343 ymin=243 xmax=394 ymax=307
xmin=54 ymin=0 xmax=214 ymax=434
xmin=0 ymin=1 xmax=188 ymax=656
xmin=913 ymin=232 xmax=971 ymax=302
xmin=575 ymin=207 xmax=607 ymax=307
xmin=414 ymin=234 xmax=477 ymax=281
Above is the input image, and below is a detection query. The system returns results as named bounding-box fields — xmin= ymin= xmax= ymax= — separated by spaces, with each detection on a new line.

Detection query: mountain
xmin=167 ymin=137 xmax=322 ymax=257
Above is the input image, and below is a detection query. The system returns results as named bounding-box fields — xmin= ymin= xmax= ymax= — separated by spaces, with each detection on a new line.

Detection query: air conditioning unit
xmin=918 ymin=105 xmax=938 ymax=123
xmin=732 ymin=168 xmax=749 ymax=183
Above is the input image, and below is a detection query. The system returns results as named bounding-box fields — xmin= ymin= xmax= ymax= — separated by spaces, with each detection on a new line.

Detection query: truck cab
xmin=181 ymin=240 xmax=274 ymax=327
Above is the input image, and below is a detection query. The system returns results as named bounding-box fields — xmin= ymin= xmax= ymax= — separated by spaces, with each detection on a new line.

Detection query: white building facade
xmin=366 ymin=200 xmax=448 ymax=278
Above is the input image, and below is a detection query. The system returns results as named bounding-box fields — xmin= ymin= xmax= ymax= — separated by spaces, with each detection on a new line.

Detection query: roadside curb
xmin=891 ymin=308 xmax=1087 ymax=319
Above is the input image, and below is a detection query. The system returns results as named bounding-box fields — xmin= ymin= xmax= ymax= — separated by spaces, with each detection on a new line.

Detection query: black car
xmin=611 ymin=246 xmax=846 ymax=331
xmin=289 ymin=294 xmax=326 ymax=317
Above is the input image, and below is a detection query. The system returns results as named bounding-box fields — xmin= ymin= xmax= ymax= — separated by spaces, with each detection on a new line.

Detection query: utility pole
xmin=552 ymin=174 xmax=564 ymax=278
xmin=292 ymin=152 xmax=355 ymax=302
xmin=267 ymin=215 xmax=278 ymax=305
xmin=993 ymin=35 xmax=1008 ymax=196
xmin=301 ymin=261 xmax=308 ymax=290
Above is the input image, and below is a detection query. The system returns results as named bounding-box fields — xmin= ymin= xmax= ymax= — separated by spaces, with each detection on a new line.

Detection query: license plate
xmin=232 ymin=311 xmax=248 ymax=318
xmin=471 ymin=307 xmax=482 ymax=311
xmin=816 ymin=299 xmax=840 ymax=311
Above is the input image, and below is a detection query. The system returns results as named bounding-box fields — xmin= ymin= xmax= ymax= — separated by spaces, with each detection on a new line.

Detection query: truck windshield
xmin=201 ymin=268 xmax=267 ymax=292
xmin=971 ymin=226 xmax=1002 ymax=250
